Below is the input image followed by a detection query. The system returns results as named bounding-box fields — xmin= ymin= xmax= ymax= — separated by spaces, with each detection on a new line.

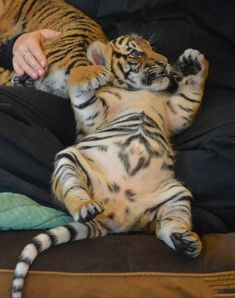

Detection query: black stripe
xmin=64 ymin=224 xmax=79 ymax=241
xmin=130 ymin=157 xmax=148 ymax=176
xmin=84 ymin=133 xmax=132 ymax=142
xmin=44 ymin=231 xmax=58 ymax=246
xmin=63 ymin=185 xmax=87 ymax=198
xmin=102 ymin=90 xmax=122 ymax=100
xmin=108 ymin=183 xmax=120 ymax=193
xmin=86 ymin=111 xmax=100 ymax=120
xmin=125 ymin=189 xmax=136 ymax=202
xmin=177 ymin=104 xmax=193 ymax=112
xmin=178 ymin=93 xmax=200 ymax=103
xmin=46 ymin=44 xmax=76 ymax=59
xmin=86 ymin=222 xmax=92 ymax=238
xmin=15 ymin=0 xmax=28 ymax=23
xmin=178 ymin=196 xmax=194 ymax=203
xmin=99 ymin=126 xmax=135 ymax=134
xmin=30 ymin=5 xmax=57 ymax=24
xmin=18 ymin=255 xmax=32 ymax=265
xmin=79 ymin=145 xmax=107 ymax=152
xmin=53 ymin=164 xmax=77 ymax=191
xmin=66 ymin=59 xmax=88 ymax=74
xmin=181 ymin=115 xmax=191 ymax=123
xmin=146 ymin=192 xmax=191 ymax=213
xmin=24 ymin=0 xmax=38 ymax=19
xmin=91 ymin=221 xmax=101 ymax=237
xmin=31 ymin=238 xmax=43 ymax=253
xmin=75 ymin=95 xmax=96 ymax=109
xmin=13 ymin=273 xmax=25 ymax=280
xmin=56 ymin=152 xmax=92 ymax=189
xmin=12 ymin=288 xmax=22 ymax=294
xmin=98 ymin=220 xmax=112 ymax=233
xmin=166 ymin=101 xmax=177 ymax=114
xmin=117 ymin=36 xmax=125 ymax=45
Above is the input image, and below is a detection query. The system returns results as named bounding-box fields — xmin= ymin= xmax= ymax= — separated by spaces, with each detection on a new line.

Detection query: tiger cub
xmin=12 ymin=45 xmax=208 ymax=297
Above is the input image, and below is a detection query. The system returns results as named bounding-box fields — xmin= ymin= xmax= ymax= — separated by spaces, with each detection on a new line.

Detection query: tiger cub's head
xmin=87 ymin=34 xmax=170 ymax=91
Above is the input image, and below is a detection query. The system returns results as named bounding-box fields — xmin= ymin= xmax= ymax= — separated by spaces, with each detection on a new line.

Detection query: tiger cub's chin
xmin=147 ymin=76 xmax=171 ymax=91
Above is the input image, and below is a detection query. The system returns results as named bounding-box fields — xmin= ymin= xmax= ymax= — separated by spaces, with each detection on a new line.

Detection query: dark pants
xmin=0 ymin=87 xmax=76 ymax=212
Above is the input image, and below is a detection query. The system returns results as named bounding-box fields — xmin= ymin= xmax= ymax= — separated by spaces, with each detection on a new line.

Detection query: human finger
xmin=14 ymin=52 xmax=38 ymax=79
xmin=40 ymin=29 xmax=62 ymax=42
xmin=27 ymin=41 xmax=47 ymax=69
xmin=22 ymin=48 xmax=45 ymax=77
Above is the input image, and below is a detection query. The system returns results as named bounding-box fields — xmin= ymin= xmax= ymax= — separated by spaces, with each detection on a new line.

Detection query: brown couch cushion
xmin=1 ymin=231 xmax=235 ymax=297
xmin=1 ymin=231 xmax=235 ymax=273
xmin=2 ymin=270 xmax=235 ymax=298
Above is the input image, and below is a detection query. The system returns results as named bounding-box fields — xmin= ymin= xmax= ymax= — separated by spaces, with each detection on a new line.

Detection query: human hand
xmin=12 ymin=29 xmax=62 ymax=79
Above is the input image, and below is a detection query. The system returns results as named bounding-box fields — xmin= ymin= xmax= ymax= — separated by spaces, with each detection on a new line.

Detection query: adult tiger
xmin=12 ymin=44 xmax=209 ymax=297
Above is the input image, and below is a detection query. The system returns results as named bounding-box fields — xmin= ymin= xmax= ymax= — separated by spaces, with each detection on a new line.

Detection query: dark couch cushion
xmin=2 ymin=231 xmax=235 ymax=273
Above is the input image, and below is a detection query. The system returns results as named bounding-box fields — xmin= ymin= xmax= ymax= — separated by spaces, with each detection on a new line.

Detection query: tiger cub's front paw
xmin=12 ymin=74 xmax=35 ymax=88
xmin=171 ymin=230 xmax=202 ymax=258
xmin=177 ymin=49 xmax=208 ymax=78
xmin=70 ymin=65 xmax=112 ymax=92
xmin=73 ymin=199 xmax=105 ymax=223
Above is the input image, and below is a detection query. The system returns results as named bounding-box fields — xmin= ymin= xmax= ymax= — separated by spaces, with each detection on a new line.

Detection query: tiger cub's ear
xmin=87 ymin=41 xmax=110 ymax=67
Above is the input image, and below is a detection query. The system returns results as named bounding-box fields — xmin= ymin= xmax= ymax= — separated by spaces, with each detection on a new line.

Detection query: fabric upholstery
xmin=1 ymin=231 xmax=235 ymax=297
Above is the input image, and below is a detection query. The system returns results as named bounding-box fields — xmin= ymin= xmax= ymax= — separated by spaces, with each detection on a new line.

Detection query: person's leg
xmin=0 ymin=87 xmax=76 ymax=211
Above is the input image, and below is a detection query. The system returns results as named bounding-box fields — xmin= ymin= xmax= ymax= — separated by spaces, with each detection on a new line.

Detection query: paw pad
xmin=12 ymin=75 xmax=35 ymax=88
xmin=171 ymin=231 xmax=202 ymax=258
xmin=177 ymin=49 xmax=205 ymax=76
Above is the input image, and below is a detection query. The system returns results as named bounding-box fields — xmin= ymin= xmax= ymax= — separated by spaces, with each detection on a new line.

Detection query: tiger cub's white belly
xmin=78 ymin=140 xmax=173 ymax=232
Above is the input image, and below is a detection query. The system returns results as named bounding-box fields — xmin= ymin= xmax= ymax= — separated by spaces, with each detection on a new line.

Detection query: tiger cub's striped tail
xmin=12 ymin=220 xmax=108 ymax=298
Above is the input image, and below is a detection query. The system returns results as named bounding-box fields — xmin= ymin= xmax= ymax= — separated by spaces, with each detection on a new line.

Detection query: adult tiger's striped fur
xmin=12 ymin=48 xmax=208 ymax=298
xmin=0 ymin=0 xmax=168 ymax=135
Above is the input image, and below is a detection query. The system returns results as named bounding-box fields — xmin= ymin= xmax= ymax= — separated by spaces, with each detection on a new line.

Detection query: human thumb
xmin=40 ymin=29 xmax=62 ymax=42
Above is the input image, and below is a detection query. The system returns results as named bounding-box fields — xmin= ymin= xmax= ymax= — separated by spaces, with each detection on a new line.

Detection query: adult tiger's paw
xmin=73 ymin=199 xmax=105 ymax=223
xmin=69 ymin=65 xmax=112 ymax=92
xmin=12 ymin=74 xmax=35 ymax=88
xmin=171 ymin=231 xmax=202 ymax=258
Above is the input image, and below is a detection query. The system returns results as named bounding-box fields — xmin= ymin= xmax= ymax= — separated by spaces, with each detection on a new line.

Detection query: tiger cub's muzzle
xmin=142 ymin=64 xmax=168 ymax=86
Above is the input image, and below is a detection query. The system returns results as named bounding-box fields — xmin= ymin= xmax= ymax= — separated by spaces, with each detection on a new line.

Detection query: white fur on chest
xmin=35 ymin=69 xmax=69 ymax=98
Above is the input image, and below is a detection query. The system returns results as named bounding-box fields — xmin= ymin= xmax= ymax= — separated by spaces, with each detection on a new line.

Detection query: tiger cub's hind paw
xmin=73 ymin=199 xmax=105 ymax=223
xmin=69 ymin=65 xmax=112 ymax=92
xmin=171 ymin=231 xmax=202 ymax=258
xmin=12 ymin=75 xmax=35 ymax=88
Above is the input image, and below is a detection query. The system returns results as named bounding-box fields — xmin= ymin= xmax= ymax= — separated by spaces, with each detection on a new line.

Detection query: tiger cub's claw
xmin=73 ymin=199 xmax=105 ymax=223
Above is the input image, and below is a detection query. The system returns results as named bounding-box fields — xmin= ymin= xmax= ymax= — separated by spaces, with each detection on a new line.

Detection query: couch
xmin=1 ymin=0 xmax=235 ymax=297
